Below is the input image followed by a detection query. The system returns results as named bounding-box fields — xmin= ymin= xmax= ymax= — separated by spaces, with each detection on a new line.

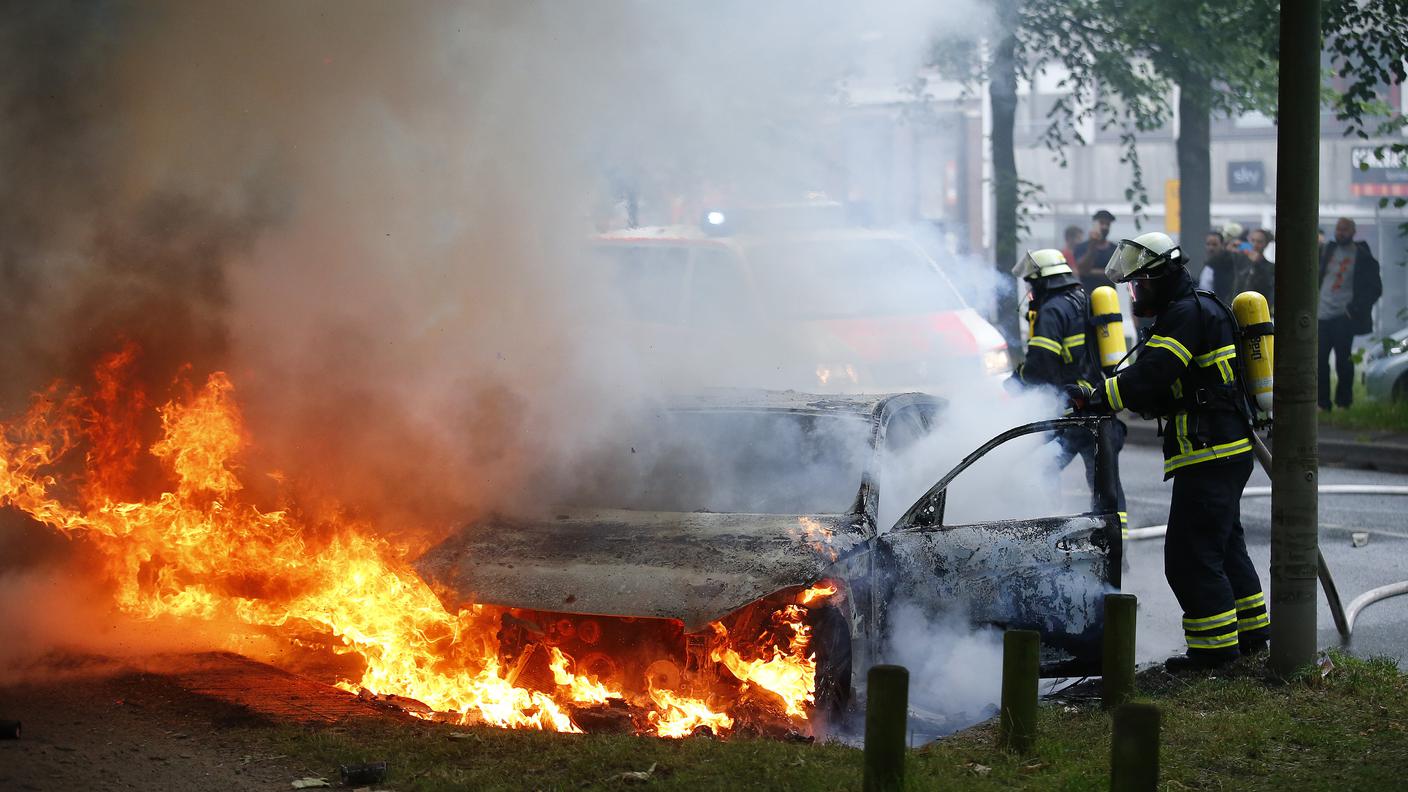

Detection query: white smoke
xmin=1 ymin=1 xmax=1116 ymax=727
xmin=884 ymin=602 xmax=1004 ymax=730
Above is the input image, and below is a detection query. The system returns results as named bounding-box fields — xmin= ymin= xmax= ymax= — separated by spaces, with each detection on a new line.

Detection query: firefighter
xmin=1075 ymin=231 xmax=1270 ymax=671
xmin=1010 ymin=249 xmax=1128 ymax=536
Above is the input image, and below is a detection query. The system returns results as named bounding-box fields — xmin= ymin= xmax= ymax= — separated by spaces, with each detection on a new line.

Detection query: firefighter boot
xmin=1164 ymin=651 xmax=1238 ymax=674
xmin=1239 ymin=637 xmax=1268 ymax=657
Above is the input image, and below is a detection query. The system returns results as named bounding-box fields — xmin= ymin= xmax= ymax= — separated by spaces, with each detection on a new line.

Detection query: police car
xmin=590 ymin=206 xmax=1010 ymax=395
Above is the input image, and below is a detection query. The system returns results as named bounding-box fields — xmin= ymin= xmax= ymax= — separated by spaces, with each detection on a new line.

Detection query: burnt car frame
xmin=417 ymin=391 xmax=1121 ymax=721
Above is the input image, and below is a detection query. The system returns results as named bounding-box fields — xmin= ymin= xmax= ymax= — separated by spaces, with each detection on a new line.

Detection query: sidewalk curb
xmin=1123 ymin=419 xmax=1408 ymax=474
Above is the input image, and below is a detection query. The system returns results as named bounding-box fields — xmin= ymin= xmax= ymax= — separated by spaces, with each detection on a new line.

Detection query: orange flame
xmin=711 ymin=603 xmax=817 ymax=718
xmin=0 ymin=348 xmax=835 ymax=736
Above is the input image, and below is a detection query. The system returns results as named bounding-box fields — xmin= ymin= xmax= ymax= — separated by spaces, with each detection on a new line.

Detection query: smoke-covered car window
xmin=561 ymin=410 xmax=870 ymax=514
xmin=688 ymin=248 xmax=752 ymax=326
xmin=595 ymin=246 xmax=690 ymax=323
xmin=744 ymin=239 xmax=964 ymax=319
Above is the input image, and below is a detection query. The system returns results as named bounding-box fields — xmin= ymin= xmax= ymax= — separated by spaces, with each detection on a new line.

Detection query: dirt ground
xmin=0 ymin=653 xmax=398 ymax=791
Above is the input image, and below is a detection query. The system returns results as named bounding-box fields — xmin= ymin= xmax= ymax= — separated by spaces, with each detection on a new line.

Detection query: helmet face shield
xmin=1106 ymin=240 xmax=1157 ymax=282
xmin=1012 ymin=248 xmax=1072 ymax=281
xmin=1011 ymin=252 xmax=1039 ymax=281
xmin=1107 ymin=233 xmax=1183 ymax=282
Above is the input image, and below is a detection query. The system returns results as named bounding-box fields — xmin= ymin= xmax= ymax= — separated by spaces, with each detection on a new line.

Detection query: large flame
xmin=0 ymin=346 xmax=835 ymax=736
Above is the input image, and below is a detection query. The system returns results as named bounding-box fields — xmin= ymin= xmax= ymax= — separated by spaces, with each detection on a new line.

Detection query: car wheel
xmin=1394 ymin=375 xmax=1408 ymax=402
xmin=810 ymin=604 xmax=852 ymax=723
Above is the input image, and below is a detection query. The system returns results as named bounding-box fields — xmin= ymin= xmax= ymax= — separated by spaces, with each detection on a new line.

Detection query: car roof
xmin=591 ymin=226 xmax=913 ymax=246
xmin=661 ymin=388 xmax=943 ymax=421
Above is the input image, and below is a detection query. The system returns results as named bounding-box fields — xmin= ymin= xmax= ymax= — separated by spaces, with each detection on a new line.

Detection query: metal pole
xmin=998 ymin=629 xmax=1039 ymax=753
xmin=862 ymin=665 xmax=908 ymax=792
xmin=1110 ymin=703 xmax=1160 ymax=792
xmin=1271 ymin=0 xmax=1323 ymax=676
xmin=1103 ymin=594 xmax=1138 ymax=710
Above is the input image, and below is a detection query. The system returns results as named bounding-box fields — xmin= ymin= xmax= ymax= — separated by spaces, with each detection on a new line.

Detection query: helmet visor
xmin=1012 ymin=249 xmax=1070 ymax=280
xmin=1011 ymin=251 xmax=1039 ymax=280
xmin=1106 ymin=240 xmax=1159 ymax=282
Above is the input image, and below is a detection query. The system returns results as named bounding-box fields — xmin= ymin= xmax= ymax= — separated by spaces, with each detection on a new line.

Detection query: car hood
xmin=806 ymin=308 xmax=1001 ymax=363
xmin=415 ymin=509 xmax=866 ymax=632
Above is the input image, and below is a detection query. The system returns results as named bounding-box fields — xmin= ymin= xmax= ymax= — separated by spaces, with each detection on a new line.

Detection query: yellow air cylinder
xmin=1091 ymin=286 xmax=1126 ymax=371
xmin=1233 ymin=291 xmax=1274 ymax=413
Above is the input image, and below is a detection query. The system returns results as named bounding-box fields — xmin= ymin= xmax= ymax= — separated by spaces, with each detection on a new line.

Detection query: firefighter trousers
xmin=1165 ymin=453 xmax=1269 ymax=658
xmin=1055 ymin=420 xmax=1128 ymax=537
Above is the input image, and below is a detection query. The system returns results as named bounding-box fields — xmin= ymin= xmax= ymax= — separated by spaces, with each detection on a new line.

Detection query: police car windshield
xmin=745 ymin=239 xmax=964 ymax=319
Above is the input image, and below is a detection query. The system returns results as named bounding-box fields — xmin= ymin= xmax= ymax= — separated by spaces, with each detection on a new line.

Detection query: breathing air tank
xmin=1233 ymin=291 xmax=1274 ymax=413
xmin=1090 ymin=286 xmax=1126 ymax=372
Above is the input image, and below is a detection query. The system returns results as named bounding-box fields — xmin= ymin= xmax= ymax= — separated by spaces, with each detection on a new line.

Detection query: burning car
xmin=1 ymin=350 xmax=1117 ymax=739
xmin=417 ymin=390 xmax=1121 ymax=733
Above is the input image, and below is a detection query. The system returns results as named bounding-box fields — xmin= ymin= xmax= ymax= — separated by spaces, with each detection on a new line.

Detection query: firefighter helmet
xmin=1012 ymin=248 xmax=1073 ymax=281
xmin=1106 ymin=231 xmax=1183 ymax=282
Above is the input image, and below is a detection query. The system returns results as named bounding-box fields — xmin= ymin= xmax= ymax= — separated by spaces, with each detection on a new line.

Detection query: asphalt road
xmin=1063 ymin=444 xmax=1408 ymax=668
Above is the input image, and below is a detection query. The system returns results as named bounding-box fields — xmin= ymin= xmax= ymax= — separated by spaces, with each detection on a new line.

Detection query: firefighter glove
xmin=1064 ymin=382 xmax=1109 ymax=414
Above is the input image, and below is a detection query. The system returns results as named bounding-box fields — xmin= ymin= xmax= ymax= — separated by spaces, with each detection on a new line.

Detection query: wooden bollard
xmin=1103 ymin=593 xmax=1138 ymax=709
xmin=998 ymin=629 xmax=1039 ymax=753
xmin=863 ymin=664 xmax=909 ymax=792
xmin=1110 ymin=703 xmax=1160 ymax=792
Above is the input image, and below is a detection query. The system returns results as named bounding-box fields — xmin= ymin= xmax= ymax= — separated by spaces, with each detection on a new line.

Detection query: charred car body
xmin=417 ymin=391 xmax=1120 ymax=729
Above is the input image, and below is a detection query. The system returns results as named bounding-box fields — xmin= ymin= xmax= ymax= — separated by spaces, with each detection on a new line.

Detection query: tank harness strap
xmin=1242 ymin=321 xmax=1274 ymax=338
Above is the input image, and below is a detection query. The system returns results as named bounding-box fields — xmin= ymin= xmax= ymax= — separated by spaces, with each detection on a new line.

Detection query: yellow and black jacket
xmin=1102 ymin=280 xmax=1251 ymax=479
xmin=1018 ymin=284 xmax=1098 ymax=391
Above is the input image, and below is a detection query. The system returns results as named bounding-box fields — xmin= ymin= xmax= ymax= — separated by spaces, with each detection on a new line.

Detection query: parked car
xmin=1363 ymin=327 xmax=1408 ymax=401
xmin=417 ymin=391 xmax=1120 ymax=727
xmin=589 ymin=218 xmax=1011 ymax=395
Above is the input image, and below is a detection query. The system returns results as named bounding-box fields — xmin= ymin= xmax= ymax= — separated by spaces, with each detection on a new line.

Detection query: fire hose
xmin=1122 ymin=433 xmax=1408 ymax=641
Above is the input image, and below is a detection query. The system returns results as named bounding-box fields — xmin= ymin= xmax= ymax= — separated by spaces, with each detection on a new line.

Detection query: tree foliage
xmin=1322 ymin=1 xmax=1408 ymax=218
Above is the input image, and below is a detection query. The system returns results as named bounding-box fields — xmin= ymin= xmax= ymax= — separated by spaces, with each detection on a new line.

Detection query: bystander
xmin=1198 ymin=230 xmax=1245 ymax=301
xmin=1236 ymin=228 xmax=1275 ymax=311
xmin=1073 ymin=209 xmax=1117 ymax=292
xmin=1060 ymin=225 xmax=1083 ymax=269
xmin=1318 ymin=217 xmax=1382 ymax=411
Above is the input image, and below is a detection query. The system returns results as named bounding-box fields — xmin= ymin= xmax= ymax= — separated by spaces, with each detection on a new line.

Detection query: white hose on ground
xmin=1345 ymin=581 xmax=1408 ymax=636
xmin=1123 ymin=482 xmax=1408 ymax=641
xmin=1242 ymin=485 xmax=1408 ymax=498
xmin=1125 ymin=484 xmax=1408 ymax=540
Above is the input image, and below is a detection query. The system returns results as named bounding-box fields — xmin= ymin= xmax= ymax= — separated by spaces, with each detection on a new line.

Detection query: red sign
xmin=1350 ymin=183 xmax=1408 ymax=197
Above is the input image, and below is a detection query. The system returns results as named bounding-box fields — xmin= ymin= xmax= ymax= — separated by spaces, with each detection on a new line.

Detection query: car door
xmin=875 ymin=416 xmax=1120 ymax=675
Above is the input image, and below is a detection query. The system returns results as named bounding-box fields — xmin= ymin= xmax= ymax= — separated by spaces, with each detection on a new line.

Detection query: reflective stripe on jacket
xmin=1102 ymin=279 xmax=1251 ymax=479
xmin=1019 ymin=285 xmax=1099 ymax=390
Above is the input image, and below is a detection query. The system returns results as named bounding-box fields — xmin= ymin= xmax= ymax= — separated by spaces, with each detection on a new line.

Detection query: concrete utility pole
xmin=1270 ymin=0 xmax=1322 ymax=675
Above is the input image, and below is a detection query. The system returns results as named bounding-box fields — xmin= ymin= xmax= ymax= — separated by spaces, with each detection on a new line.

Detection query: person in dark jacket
xmin=1235 ymin=228 xmax=1275 ymax=312
xmin=1073 ymin=209 xmax=1118 ymax=293
xmin=1199 ymin=231 xmax=1246 ymax=301
xmin=1074 ymin=231 xmax=1267 ymax=671
xmin=1318 ymin=217 xmax=1382 ymax=411
xmin=1010 ymin=248 xmax=1128 ymax=536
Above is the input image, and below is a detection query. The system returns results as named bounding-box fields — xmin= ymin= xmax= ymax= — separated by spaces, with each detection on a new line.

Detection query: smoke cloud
xmin=884 ymin=603 xmax=1004 ymax=731
xmin=0 ymin=1 xmax=1115 ymax=722
xmin=2 ymin=0 xmax=989 ymax=530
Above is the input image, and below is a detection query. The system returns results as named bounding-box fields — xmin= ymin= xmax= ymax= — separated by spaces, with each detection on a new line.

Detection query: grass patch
xmin=1320 ymin=381 xmax=1408 ymax=432
xmin=256 ymin=651 xmax=1408 ymax=791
